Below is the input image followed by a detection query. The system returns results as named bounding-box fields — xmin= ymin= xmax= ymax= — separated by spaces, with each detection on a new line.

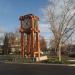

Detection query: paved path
xmin=0 ymin=63 xmax=75 ymax=75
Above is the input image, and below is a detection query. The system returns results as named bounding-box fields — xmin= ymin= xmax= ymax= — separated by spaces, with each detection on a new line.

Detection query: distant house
xmin=68 ymin=45 xmax=75 ymax=57
xmin=0 ymin=36 xmax=4 ymax=54
xmin=49 ymin=44 xmax=75 ymax=57
xmin=60 ymin=44 xmax=75 ymax=57
xmin=0 ymin=45 xmax=3 ymax=54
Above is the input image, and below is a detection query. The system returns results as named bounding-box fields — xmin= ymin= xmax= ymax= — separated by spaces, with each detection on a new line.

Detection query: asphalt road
xmin=0 ymin=63 xmax=75 ymax=75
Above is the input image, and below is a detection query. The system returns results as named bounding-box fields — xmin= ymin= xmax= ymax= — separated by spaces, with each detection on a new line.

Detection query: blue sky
xmin=0 ymin=0 xmax=51 ymax=46
xmin=0 ymin=0 xmax=49 ymax=32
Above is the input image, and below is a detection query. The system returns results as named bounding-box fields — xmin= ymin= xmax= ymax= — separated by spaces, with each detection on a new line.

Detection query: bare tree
xmin=43 ymin=0 xmax=75 ymax=61
xmin=40 ymin=36 xmax=47 ymax=51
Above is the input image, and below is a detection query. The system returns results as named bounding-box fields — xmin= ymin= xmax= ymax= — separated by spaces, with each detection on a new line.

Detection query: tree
xmin=40 ymin=36 xmax=47 ymax=51
xmin=2 ymin=33 xmax=11 ymax=54
xmin=43 ymin=0 xmax=75 ymax=61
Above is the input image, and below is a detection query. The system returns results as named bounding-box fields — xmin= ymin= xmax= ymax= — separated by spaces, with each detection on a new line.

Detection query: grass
xmin=0 ymin=54 xmax=75 ymax=64
xmin=45 ymin=55 xmax=75 ymax=64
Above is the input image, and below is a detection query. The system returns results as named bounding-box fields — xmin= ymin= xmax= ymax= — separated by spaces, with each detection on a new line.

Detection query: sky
xmin=0 ymin=0 xmax=48 ymax=31
xmin=0 ymin=0 xmax=51 ymax=41
xmin=0 ymin=0 xmax=75 ymax=46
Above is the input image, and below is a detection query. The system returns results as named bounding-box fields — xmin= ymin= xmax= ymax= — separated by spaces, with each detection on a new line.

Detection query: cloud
xmin=39 ymin=23 xmax=50 ymax=32
xmin=39 ymin=23 xmax=52 ymax=40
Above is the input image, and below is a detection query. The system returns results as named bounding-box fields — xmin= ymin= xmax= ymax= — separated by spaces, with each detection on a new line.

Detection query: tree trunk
xmin=58 ymin=42 xmax=62 ymax=62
